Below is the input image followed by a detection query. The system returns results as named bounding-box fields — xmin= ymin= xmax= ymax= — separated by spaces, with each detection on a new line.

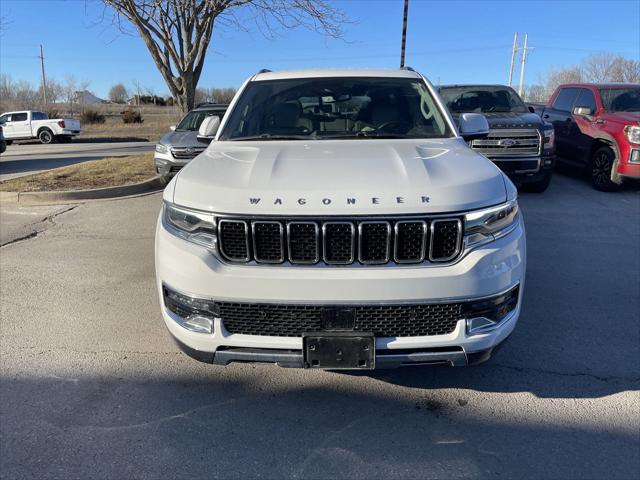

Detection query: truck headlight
xmin=543 ymin=129 xmax=555 ymax=149
xmin=163 ymin=202 xmax=217 ymax=249
xmin=624 ymin=125 xmax=640 ymax=144
xmin=464 ymin=199 xmax=519 ymax=248
xmin=156 ymin=143 xmax=168 ymax=154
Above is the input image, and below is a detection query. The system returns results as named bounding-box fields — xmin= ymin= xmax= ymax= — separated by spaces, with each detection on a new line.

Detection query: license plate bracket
xmin=303 ymin=332 xmax=374 ymax=370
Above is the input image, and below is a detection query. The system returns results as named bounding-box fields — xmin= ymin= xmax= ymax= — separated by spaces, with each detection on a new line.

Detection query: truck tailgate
xmin=63 ymin=118 xmax=81 ymax=131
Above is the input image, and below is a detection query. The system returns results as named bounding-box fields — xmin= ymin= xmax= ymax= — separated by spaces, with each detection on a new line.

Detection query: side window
xmin=574 ymin=89 xmax=597 ymax=112
xmin=12 ymin=112 xmax=28 ymax=122
xmin=0 ymin=115 xmax=8 ymax=124
xmin=552 ymin=88 xmax=579 ymax=112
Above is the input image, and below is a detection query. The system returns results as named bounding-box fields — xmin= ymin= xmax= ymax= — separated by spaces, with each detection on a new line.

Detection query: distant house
xmin=74 ymin=90 xmax=106 ymax=105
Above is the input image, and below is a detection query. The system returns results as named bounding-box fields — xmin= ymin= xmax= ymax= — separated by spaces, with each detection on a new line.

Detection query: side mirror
xmin=169 ymin=125 xmax=176 ymax=131
xmin=528 ymin=106 xmax=535 ymax=113
xmin=573 ymin=106 xmax=593 ymax=116
xmin=197 ymin=116 xmax=220 ymax=144
xmin=459 ymin=113 xmax=490 ymax=142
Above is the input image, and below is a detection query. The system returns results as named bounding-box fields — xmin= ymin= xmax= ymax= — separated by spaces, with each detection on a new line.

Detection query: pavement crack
xmin=493 ymin=363 xmax=640 ymax=383
xmin=1 ymin=205 xmax=78 ymax=248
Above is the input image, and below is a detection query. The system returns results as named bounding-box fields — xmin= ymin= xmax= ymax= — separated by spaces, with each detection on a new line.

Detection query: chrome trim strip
xmin=358 ymin=221 xmax=391 ymax=265
xmin=162 ymin=281 xmax=520 ymax=306
xmin=394 ymin=220 xmax=427 ymax=263
xmin=429 ymin=218 xmax=463 ymax=262
xmin=322 ymin=221 xmax=355 ymax=265
xmin=251 ymin=220 xmax=284 ymax=264
xmin=218 ymin=219 xmax=250 ymax=262
xmin=286 ymin=221 xmax=320 ymax=264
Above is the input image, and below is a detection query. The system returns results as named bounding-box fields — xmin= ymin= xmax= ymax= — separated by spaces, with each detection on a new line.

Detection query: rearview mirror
xmin=197 ymin=116 xmax=220 ymax=144
xmin=573 ymin=106 xmax=593 ymax=116
xmin=459 ymin=113 xmax=490 ymax=142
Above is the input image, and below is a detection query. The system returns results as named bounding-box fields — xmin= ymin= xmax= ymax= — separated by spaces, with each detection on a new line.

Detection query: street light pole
xmin=400 ymin=0 xmax=409 ymax=68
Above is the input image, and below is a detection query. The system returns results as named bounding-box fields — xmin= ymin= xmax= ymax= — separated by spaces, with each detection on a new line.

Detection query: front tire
xmin=522 ymin=172 xmax=552 ymax=193
xmin=590 ymin=146 xmax=620 ymax=191
xmin=38 ymin=129 xmax=54 ymax=144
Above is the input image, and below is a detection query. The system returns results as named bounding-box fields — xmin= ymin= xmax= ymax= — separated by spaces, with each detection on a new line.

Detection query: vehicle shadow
xmin=0 ymin=156 xmax=110 ymax=176
xmin=1 ymin=373 xmax=637 ymax=479
xmin=6 ymin=137 xmax=150 ymax=145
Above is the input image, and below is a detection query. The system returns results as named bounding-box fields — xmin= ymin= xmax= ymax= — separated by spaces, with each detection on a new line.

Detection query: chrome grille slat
xmin=216 ymin=217 xmax=463 ymax=266
xmin=170 ymin=147 xmax=206 ymax=160
xmin=471 ymin=128 xmax=541 ymax=157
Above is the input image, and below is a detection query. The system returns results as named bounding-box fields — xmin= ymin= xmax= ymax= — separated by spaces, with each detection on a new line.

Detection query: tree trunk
xmin=176 ymin=71 xmax=196 ymax=113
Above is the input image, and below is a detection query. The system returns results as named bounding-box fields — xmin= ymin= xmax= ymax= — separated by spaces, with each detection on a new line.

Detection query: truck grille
xmin=471 ymin=129 xmax=541 ymax=157
xmin=170 ymin=146 xmax=206 ymax=160
xmin=218 ymin=301 xmax=463 ymax=337
xmin=217 ymin=216 xmax=463 ymax=266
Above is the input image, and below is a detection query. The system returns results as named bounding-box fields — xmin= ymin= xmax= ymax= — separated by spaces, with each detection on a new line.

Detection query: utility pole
xmin=518 ymin=33 xmax=529 ymax=97
xmin=508 ymin=32 xmax=518 ymax=86
xmin=39 ymin=44 xmax=48 ymax=106
xmin=400 ymin=0 xmax=409 ymax=68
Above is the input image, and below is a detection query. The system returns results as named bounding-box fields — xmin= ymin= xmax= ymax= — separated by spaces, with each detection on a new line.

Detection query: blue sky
xmin=0 ymin=0 xmax=638 ymax=98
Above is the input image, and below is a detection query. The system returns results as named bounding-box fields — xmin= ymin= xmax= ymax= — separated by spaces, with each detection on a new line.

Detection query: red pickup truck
xmin=532 ymin=83 xmax=640 ymax=190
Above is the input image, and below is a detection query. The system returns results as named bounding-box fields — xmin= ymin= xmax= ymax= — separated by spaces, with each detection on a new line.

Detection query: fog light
xmin=630 ymin=149 xmax=640 ymax=163
xmin=184 ymin=315 xmax=214 ymax=334
xmin=466 ymin=317 xmax=497 ymax=334
xmin=544 ymin=159 xmax=553 ymax=166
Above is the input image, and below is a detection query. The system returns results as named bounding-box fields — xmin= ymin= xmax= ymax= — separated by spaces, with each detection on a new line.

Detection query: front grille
xmin=170 ymin=147 xmax=206 ymax=160
xmin=219 ymin=302 xmax=463 ymax=337
xmin=216 ymin=216 xmax=463 ymax=266
xmin=471 ymin=129 xmax=541 ymax=157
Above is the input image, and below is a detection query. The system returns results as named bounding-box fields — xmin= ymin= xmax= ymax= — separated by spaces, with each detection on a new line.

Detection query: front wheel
xmin=38 ymin=129 xmax=54 ymax=144
xmin=590 ymin=146 xmax=620 ymax=191
xmin=522 ymin=172 xmax=552 ymax=193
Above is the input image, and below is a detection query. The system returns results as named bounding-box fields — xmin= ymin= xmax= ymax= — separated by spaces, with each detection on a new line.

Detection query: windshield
xmin=219 ymin=77 xmax=452 ymax=140
xmin=175 ymin=110 xmax=225 ymax=132
xmin=599 ymin=88 xmax=640 ymax=112
xmin=440 ymin=86 xmax=528 ymax=114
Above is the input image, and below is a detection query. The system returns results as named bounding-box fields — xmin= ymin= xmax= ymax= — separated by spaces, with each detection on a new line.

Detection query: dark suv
xmin=440 ymin=84 xmax=556 ymax=192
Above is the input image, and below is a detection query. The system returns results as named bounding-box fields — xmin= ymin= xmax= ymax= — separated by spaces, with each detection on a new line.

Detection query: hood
xmin=159 ymin=129 xmax=200 ymax=147
xmin=171 ymin=139 xmax=507 ymax=215
xmin=451 ymin=111 xmax=542 ymax=129
xmin=600 ymin=111 xmax=640 ymax=124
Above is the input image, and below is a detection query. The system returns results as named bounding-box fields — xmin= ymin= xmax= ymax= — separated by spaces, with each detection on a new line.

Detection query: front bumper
xmin=492 ymin=153 xmax=555 ymax=184
xmin=154 ymin=151 xmax=188 ymax=178
xmin=155 ymin=214 xmax=526 ymax=368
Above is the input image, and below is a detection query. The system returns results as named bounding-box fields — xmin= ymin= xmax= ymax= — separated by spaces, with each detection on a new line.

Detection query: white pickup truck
xmin=0 ymin=110 xmax=81 ymax=144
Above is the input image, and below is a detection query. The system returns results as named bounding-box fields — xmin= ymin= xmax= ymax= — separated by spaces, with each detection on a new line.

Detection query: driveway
xmin=0 ymin=141 xmax=155 ymax=181
xmin=0 ymin=172 xmax=638 ymax=479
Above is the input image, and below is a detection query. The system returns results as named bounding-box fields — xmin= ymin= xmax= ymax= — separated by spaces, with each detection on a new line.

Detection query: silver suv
xmin=155 ymin=103 xmax=228 ymax=184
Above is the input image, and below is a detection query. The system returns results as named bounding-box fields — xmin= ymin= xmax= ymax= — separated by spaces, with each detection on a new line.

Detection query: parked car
xmin=439 ymin=84 xmax=555 ymax=192
xmin=0 ymin=110 xmax=81 ymax=144
xmin=0 ymin=125 xmax=6 ymax=154
xmin=531 ymin=83 xmax=640 ymax=191
xmin=155 ymin=68 xmax=525 ymax=370
xmin=154 ymin=103 xmax=228 ymax=184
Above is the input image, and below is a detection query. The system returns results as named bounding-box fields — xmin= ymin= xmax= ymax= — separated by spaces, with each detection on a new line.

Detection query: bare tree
xmin=582 ymin=53 xmax=618 ymax=83
xmin=524 ymin=84 xmax=547 ymax=103
xmin=101 ymin=0 xmax=348 ymax=112
xmin=63 ymin=76 xmax=90 ymax=116
xmin=109 ymin=83 xmax=129 ymax=103
xmin=609 ymin=57 xmax=640 ymax=83
xmin=546 ymin=67 xmax=583 ymax=95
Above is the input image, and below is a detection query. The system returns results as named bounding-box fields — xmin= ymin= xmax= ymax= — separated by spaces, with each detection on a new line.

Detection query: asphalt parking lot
xmin=0 ymin=141 xmax=155 ymax=181
xmin=0 ymin=171 xmax=638 ymax=479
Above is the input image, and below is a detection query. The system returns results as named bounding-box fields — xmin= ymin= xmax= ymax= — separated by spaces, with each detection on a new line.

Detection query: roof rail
xmin=194 ymin=102 xmax=228 ymax=109
xmin=257 ymin=68 xmax=272 ymax=74
xmin=400 ymin=66 xmax=415 ymax=72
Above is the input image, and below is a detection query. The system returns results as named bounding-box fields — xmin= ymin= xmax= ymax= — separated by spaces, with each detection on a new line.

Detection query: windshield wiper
xmin=318 ymin=132 xmax=412 ymax=139
xmin=231 ymin=134 xmax=312 ymax=141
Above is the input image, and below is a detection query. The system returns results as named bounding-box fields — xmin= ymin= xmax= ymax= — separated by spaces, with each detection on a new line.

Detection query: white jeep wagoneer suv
xmin=155 ymin=68 xmax=525 ymax=370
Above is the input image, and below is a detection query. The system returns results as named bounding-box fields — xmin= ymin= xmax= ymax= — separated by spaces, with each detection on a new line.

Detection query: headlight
xmin=163 ymin=202 xmax=217 ymax=249
xmin=464 ymin=199 xmax=519 ymax=248
xmin=155 ymin=143 xmax=168 ymax=154
xmin=543 ymin=129 xmax=555 ymax=149
xmin=624 ymin=125 xmax=640 ymax=144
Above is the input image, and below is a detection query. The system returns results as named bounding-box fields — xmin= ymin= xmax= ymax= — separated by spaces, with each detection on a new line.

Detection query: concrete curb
xmin=0 ymin=177 xmax=163 ymax=205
